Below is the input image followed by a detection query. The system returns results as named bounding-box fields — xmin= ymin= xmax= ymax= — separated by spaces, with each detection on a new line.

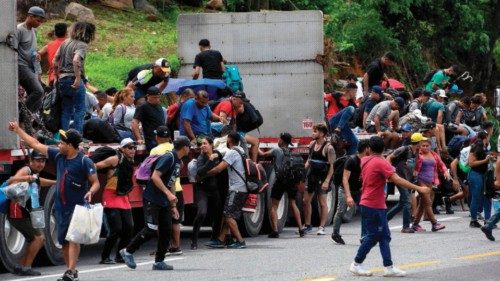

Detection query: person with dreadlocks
xmin=53 ymin=21 xmax=96 ymax=134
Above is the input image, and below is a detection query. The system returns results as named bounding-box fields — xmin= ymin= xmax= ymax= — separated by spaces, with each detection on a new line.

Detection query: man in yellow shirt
xmin=150 ymin=126 xmax=184 ymax=255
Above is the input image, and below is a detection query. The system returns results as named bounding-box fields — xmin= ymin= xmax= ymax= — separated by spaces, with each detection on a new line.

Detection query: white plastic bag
xmin=187 ymin=158 xmax=198 ymax=183
xmin=65 ymin=203 xmax=103 ymax=244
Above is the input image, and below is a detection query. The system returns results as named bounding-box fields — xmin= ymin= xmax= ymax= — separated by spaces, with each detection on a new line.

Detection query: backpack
xmin=90 ymin=147 xmax=118 ymax=168
xmin=90 ymin=148 xmax=134 ymax=195
xmin=352 ymin=95 xmax=369 ymax=128
xmin=134 ymin=154 xmax=162 ymax=185
xmin=230 ymin=149 xmax=269 ymax=194
xmin=83 ymin=119 xmax=121 ymax=143
xmin=447 ymin=135 xmax=470 ymax=158
xmin=167 ymin=102 xmax=185 ymax=137
xmin=236 ymin=101 xmax=263 ymax=133
xmin=223 ymin=64 xmax=243 ymax=93
xmin=333 ymin=155 xmax=349 ymax=187
xmin=41 ymin=87 xmax=62 ymax=133
xmin=423 ymin=69 xmax=440 ymax=85
xmin=275 ymin=148 xmax=305 ymax=185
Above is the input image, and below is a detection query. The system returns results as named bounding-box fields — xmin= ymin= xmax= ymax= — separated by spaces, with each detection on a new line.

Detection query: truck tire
xmin=311 ymin=184 xmax=336 ymax=226
xmin=265 ymin=168 xmax=289 ymax=233
xmin=0 ymin=214 xmax=27 ymax=272
xmin=342 ymin=205 xmax=357 ymax=223
xmin=41 ymin=185 xmax=64 ymax=265
xmin=239 ymin=193 xmax=265 ymax=237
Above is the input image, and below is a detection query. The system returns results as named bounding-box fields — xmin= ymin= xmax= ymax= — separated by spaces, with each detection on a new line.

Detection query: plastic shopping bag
xmin=65 ymin=203 xmax=103 ymax=244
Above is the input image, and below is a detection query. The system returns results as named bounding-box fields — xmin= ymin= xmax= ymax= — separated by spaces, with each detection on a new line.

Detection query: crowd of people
xmin=4 ymin=6 xmax=499 ymax=280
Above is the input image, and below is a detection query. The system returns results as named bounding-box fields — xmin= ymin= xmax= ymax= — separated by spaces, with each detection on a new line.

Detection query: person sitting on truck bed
xmin=6 ymin=151 xmax=56 ymax=276
xmin=328 ymin=83 xmax=358 ymax=155
xmin=126 ymin=58 xmax=171 ymax=106
xmin=8 ymin=124 xmax=100 ymax=281
xmin=167 ymin=88 xmax=195 ymax=136
xmin=192 ymin=39 xmax=225 ymax=80
xmin=179 ymin=90 xmax=222 ymax=144
xmin=360 ymin=86 xmax=385 ymax=129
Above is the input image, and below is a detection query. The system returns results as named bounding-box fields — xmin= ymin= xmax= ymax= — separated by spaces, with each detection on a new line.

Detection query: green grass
xmin=36 ymin=4 xmax=183 ymax=89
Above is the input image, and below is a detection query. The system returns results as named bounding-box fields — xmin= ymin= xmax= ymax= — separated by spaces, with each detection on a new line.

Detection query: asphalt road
xmin=1 ymin=209 xmax=499 ymax=281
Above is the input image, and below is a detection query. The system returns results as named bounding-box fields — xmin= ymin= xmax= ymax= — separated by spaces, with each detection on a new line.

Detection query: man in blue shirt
xmin=8 ymin=123 xmax=99 ymax=281
xmin=180 ymin=90 xmax=221 ymax=144
xmin=120 ymin=136 xmax=191 ymax=271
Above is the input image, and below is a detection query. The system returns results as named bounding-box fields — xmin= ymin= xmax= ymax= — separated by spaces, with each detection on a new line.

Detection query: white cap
xmin=119 ymin=138 xmax=135 ymax=148
xmin=436 ymin=89 xmax=447 ymax=98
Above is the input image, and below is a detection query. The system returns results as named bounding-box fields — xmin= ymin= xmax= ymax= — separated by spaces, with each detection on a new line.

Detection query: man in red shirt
xmin=213 ymin=95 xmax=244 ymax=125
xmin=350 ymin=136 xmax=428 ymax=277
xmin=38 ymin=23 xmax=67 ymax=86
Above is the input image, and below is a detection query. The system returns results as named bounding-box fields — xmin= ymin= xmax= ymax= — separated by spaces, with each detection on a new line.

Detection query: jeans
xmin=101 ymin=208 xmax=134 ymax=261
xmin=468 ymin=170 xmax=491 ymax=221
xmin=354 ymin=205 xmax=393 ymax=267
xmin=328 ymin=106 xmax=358 ymax=155
xmin=484 ymin=212 xmax=500 ymax=230
xmin=332 ymin=188 xmax=360 ymax=235
xmin=59 ymin=77 xmax=86 ymax=134
xmin=18 ymin=64 xmax=44 ymax=113
xmin=387 ymin=186 xmax=411 ymax=228
xmin=192 ymin=185 xmax=222 ymax=245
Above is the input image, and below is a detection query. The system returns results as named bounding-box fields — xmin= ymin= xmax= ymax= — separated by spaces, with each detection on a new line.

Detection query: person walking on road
xmin=480 ymin=147 xmax=500 ymax=241
xmin=119 ymin=137 xmax=190 ymax=271
xmin=6 ymin=151 xmax=55 ymax=276
xmin=350 ymin=136 xmax=429 ymax=277
xmin=9 ymin=123 xmax=100 ymax=281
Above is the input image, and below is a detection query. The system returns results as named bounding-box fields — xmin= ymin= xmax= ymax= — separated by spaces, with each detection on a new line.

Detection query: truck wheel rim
xmin=50 ymin=213 xmax=61 ymax=249
xmin=277 ymin=194 xmax=286 ymax=220
xmin=4 ymin=219 xmax=25 ymax=255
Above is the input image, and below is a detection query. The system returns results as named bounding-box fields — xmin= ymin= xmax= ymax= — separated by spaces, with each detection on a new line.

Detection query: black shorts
xmin=55 ymin=207 xmax=74 ymax=245
xmin=172 ymin=191 xmax=184 ymax=224
xmin=306 ymin=173 xmax=331 ymax=194
xmin=8 ymin=217 xmax=42 ymax=242
xmin=223 ymin=191 xmax=248 ymax=220
xmin=271 ymin=179 xmax=298 ymax=200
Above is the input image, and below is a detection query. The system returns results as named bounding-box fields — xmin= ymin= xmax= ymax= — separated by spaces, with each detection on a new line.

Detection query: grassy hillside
xmin=36 ymin=4 xmax=184 ymax=90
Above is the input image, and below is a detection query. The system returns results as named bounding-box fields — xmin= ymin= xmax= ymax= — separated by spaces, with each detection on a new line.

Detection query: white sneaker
xmin=350 ymin=262 xmax=373 ymax=276
xmin=383 ymin=266 xmax=406 ymax=277
xmin=317 ymin=226 xmax=326 ymax=235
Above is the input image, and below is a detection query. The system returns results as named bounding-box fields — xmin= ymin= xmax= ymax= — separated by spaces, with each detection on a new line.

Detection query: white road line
xmin=389 ymin=216 xmax=461 ymax=230
xmin=10 ymin=257 xmax=184 ymax=281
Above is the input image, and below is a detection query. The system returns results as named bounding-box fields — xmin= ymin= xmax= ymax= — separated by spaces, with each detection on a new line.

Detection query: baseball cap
xmin=394 ymin=97 xmax=405 ymax=110
xmin=28 ymin=6 xmax=45 ymax=18
xmin=232 ymin=91 xmax=249 ymax=102
xmin=147 ymin=86 xmax=160 ymax=95
xmin=30 ymin=150 xmax=47 ymax=160
xmin=371 ymin=85 xmax=383 ymax=96
xmin=411 ymin=133 xmax=427 ymax=143
xmin=154 ymin=58 xmax=171 ymax=75
xmin=119 ymin=138 xmax=136 ymax=148
xmin=154 ymin=126 xmax=171 ymax=138
xmin=59 ymin=129 xmax=82 ymax=148
xmin=280 ymin=132 xmax=292 ymax=145
xmin=436 ymin=89 xmax=447 ymax=98
xmin=419 ymin=121 xmax=436 ymax=132
xmin=401 ymin=123 xmax=413 ymax=132
xmin=173 ymin=136 xmax=191 ymax=150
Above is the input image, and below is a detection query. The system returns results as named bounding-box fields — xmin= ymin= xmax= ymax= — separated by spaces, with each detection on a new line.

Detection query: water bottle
xmin=29 ymin=182 xmax=40 ymax=209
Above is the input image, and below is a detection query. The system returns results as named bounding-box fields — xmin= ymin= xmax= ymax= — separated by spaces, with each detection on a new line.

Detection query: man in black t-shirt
xmin=131 ymin=86 xmax=166 ymax=151
xmin=362 ymin=52 xmax=396 ymax=95
xmin=331 ymin=140 xmax=370 ymax=245
xmin=192 ymin=39 xmax=224 ymax=79
xmin=126 ymin=58 xmax=171 ymax=105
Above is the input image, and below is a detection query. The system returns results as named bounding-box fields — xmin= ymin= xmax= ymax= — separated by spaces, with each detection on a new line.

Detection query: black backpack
xmin=236 ymin=101 xmax=263 ymax=133
xmin=333 ymin=155 xmax=349 ymax=186
xmin=91 ymin=147 xmax=119 ymax=170
xmin=83 ymin=119 xmax=121 ymax=143
xmin=41 ymin=88 xmax=62 ymax=133
xmin=423 ymin=69 xmax=440 ymax=85
xmin=276 ymin=148 xmax=305 ymax=184
xmin=90 ymin=147 xmax=134 ymax=195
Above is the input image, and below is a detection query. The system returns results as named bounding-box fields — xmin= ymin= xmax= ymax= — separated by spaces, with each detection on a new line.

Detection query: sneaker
xmin=206 ymin=239 xmax=225 ymax=248
xmin=298 ymin=229 xmax=305 ymax=237
xmin=481 ymin=226 xmax=495 ymax=241
xmin=470 ymin=220 xmax=482 ymax=228
xmin=432 ymin=208 xmax=440 ymax=215
xmin=114 ymin=256 xmax=125 ymax=264
xmin=13 ymin=264 xmax=22 ymax=275
xmin=349 ymin=262 xmax=373 ymax=276
xmin=19 ymin=268 xmax=41 ymax=276
xmin=168 ymin=248 xmax=183 ymax=256
xmin=204 ymin=239 xmax=219 ymax=247
xmin=57 ymin=270 xmax=78 ymax=281
xmin=317 ymin=226 xmax=326 ymax=235
xmin=190 ymin=243 xmax=198 ymax=250
xmin=331 ymin=234 xmax=345 ymax=245
xmin=119 ymin=249 xmax=136 ymax=269
xmin=331 ymin=132 xmax=341 ymax=143
xmin=152 ymin=261 xmax=173 ymax=271
xmin=268 ymin=231 xmax=279 ymax=238
xmin=412 ymin=224 xmax=426 ymax=232
xmin=442 ymin=197 xmax=454 ymax=214
xmin=383 ymin=266 xmax=406 ymax=277
xmin=303 ymin=225 xmax=313 ymax=234
xmin=431 ymin=223 xmax=445 ymax=232
xmin=227 ymin=240 xmax=247 ymax=249
xmin=401 ymin=227 xmax=415 ymax=233
xmin=224 ymin=235 xmax=235 ymax=246
xmin=99 ymin=258 xmax=116 ymax=265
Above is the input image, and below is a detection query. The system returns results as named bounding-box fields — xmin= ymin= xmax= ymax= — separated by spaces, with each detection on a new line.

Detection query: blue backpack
xmin=224 ymin=64 xmax=243 ymax=92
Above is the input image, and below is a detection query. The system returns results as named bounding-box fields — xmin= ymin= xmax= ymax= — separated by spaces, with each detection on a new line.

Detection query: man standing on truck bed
xmin=8 ymin=123 xmax=100 ymax=281
xmin=362 ymin=52 xmax=396 ymax=95
xmin=6 ymin=151 xmax=55 ymax=276
xmin=192 ymin=39 xmax=225 ymax=80
xmin=17 ymin=6 xmax=46 ymax=113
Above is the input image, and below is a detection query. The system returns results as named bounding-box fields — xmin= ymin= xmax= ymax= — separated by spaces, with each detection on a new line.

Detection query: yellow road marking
xmin=301 ymin=275 xmax=337 ymax=281
xmin=370 ymin=260 xmax=441 ymax=273
xmin=457 ymin=250 xmax=500 ymax=260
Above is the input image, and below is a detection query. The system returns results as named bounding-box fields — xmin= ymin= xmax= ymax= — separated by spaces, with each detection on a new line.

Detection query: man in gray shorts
xmin=17 ymin=6 xmax=46 ymax=113
xmin=7 ymin=151 xmax=55 ymax=276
